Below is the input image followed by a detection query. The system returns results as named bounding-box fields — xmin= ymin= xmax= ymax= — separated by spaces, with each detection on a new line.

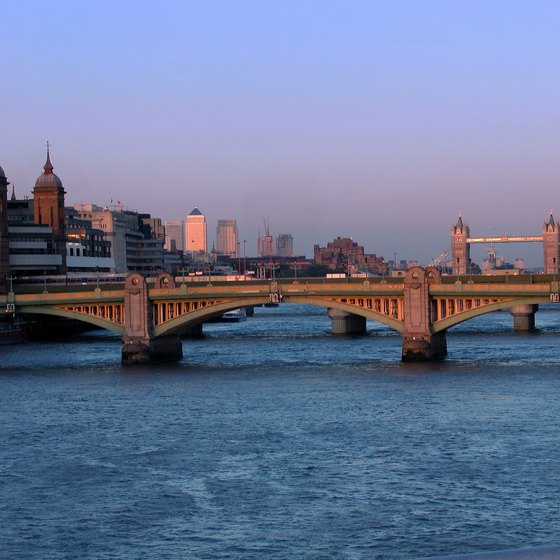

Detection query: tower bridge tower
xmin=451 ymin=215 xmax=470 ymax=275
xmin=542 ymin=213 xmax=559 ymax=274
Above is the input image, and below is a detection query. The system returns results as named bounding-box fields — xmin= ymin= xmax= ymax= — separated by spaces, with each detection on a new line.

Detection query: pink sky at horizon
xmin=2 ymin=1 xmax=559 ymax=266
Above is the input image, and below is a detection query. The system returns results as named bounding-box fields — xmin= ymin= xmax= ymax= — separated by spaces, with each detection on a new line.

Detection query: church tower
xmin=451 ymin=215 xmax=470 ymax=275
xmin=0 ymin=164 xmax=10 ymax=291
xmin=542 ymin=213 xmax=559 ymax=274
xmin=33 ymin=144 xmax=67 ymax=272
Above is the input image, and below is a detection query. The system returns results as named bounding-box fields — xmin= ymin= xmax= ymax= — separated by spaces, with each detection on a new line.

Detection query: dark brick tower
xmin=0 ymin=164 xmax=9 ymax=292
xmin=33 ymin=144 xmax=67 ymax=273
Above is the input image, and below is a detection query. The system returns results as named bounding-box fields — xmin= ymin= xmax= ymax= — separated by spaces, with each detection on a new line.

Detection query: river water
xmin=1 ymin=304 xmax=560 ymax=559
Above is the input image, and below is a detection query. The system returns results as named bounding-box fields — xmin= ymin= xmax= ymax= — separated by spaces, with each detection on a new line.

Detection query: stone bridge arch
xmin=153 ymin=294 xmax=405 ymax=337
xmin=432 ymin=297 xmax=547 ymax=333
xmin=16 ymin=304 xmax=125 ymax=335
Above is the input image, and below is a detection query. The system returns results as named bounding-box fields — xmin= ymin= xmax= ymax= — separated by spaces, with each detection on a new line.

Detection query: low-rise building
xmin=314 ymin=236 xmax=386 ymax=275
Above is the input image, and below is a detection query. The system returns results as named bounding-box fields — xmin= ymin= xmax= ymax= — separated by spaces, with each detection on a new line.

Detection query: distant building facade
xmin=314 ymin=236 xmax=386 ymax=275
xmin=216 ymin=219 xmax=238 ymax=256
xmin=65 ymin=207 xmax=114 ymax=272
xmin=141 ymin=215 xmax=165 ymax=242
xmin=276 ymin=233 xmax=293 ymax=257
xmin=257 ymin=234 xmax=274 ymax=258
xmin=186 ymin=207 xmax=207 ymax=253
xmin=74 ymin=204 xmax=164 ymax=273
xmin=164 ymin=220 xmax=184 ymax=252
xmin=7 ymin=194 xmax=63 ymax=276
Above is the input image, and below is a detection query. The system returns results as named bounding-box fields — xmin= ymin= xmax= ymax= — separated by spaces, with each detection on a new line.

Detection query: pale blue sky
xmin=2 ymin=1 xmax=559 ymax=264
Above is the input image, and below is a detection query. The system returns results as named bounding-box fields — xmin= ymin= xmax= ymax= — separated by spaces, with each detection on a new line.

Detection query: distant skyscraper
xmin=216 ymin=219 xmax=238 ymax=257
xmin=186 ymin=207 xmax=207 ymax=253
xmin=258 ymin=233 xmax=274 ymax=258
xmin=164 ymin=220 xmax=184 ymax=252
xmin=276 ymin=233 xmax=293 ymax=257
xmin=258 ymin=218 xmax=274 ymax=258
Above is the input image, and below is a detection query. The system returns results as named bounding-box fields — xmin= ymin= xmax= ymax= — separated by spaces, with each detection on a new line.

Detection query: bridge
xmin=451 ymin=214 xmax=560 ymax=274
xmin=2 ymin=268 xmax=559 ymax=364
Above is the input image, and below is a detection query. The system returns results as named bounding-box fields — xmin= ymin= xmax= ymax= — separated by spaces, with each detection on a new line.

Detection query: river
xmin=1 ymin=304 xmax=560 ymax=559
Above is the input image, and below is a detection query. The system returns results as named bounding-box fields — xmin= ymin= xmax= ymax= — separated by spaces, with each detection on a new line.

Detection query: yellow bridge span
xmin=2 ymin=268 xmax=559 ymax=363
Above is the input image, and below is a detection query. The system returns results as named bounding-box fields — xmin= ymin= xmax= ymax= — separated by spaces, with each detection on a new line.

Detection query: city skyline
xmin=2 ymin=1 xmax=560 ymax=265
xmin=2 ymin=148 xmax=557 ymax=267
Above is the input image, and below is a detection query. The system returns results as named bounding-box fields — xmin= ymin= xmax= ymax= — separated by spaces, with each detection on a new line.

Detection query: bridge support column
xmin=122 ymin=335 xmax=183 ymax=365
xmin=179 ymin=323 xmax=204 ymax=338
xmin=509 ymin=304 xmax=538 ymax=331
xmin=402 ymin=332 xmax=447 ymax=361
xmin=327 ymin=308 xmax=367 ymax=335
xmin=402 ymin=266 xmax=447 ymax=361
xmin=122 ymin=273 xmax=183 ymax=365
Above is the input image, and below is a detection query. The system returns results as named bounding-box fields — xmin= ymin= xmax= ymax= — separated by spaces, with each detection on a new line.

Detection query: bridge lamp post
xmin=290 ymin=264 xmax=301 ymax=281
xmin=270 ymin=260 xmax=279 ymax=281
xmin=243 ymin=240 xmax=246 ymax=275
xmin=237 ymin=242 xmax=241 ymax=275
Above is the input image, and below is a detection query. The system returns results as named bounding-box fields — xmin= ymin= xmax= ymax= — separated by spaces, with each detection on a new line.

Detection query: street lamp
xmin=243 ymin=240 xmax=246 ymax=275
xmin=237 ymin=241 xmax=241 ymax=275
xmin=290 ymin=263 xmax=301 ymax=281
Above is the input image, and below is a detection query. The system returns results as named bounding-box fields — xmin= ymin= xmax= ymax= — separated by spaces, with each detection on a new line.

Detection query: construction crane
xmin=428 ymin=251 xmax=449 ymax=268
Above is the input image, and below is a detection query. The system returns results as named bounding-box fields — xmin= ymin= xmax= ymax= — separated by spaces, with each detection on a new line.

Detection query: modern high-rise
xmin=164 ymin=220 xmax=184 ymax=252
xmin=257 ymin=234 xmax=274 ymax=257
xmin=276 ymin=233 xmax=293 ymax=257
xmin=185 ymin=207 xmax=207 ymax=253
xmin=216 ymin=219 xmax=238 ymax=257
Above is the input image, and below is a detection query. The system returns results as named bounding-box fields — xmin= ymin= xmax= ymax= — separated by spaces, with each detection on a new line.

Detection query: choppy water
xmin=2 ymin=305 xmax=560 ymax=559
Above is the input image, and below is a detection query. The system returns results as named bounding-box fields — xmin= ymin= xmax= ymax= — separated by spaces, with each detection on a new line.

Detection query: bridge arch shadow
xmin=17 ymin=306 xmax=125 ymax=335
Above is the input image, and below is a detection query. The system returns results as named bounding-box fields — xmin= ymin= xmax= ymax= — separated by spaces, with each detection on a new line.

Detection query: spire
xmin=43 ymin=141 xmax=53 ymax=175
xmin=11 ymin=185 xmax=16 ymax=200
xmin=456 ymin=214 xmax=464 ymax=230
xmin=548 ymin=211 xmax=555 ymax=226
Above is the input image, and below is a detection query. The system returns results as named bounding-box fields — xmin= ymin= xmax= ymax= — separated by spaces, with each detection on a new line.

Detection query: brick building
xmin=313 ymin=236 xmax=386 ymax=275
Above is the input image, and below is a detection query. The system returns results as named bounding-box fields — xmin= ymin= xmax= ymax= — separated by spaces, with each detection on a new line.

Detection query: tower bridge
xmin=2 ymin=269 xmax=559 ymax=364
xmin=451 ymin=214 xmax=559 ymax=274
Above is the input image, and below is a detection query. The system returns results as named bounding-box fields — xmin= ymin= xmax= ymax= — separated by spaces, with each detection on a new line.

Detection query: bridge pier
xmin=327 ymin=308 xmax=367 ymax=335
xmin=509 ymin=304 xmax=538 ymax=331
xmin=402 ymin=266 xmax=447 ymax=361
xmin=402 ymin=332 xmax=447 ymax=361
xmin=122 ymin=273 xmax=183 ymax=365
xmin=122 ymin=335 xmax=183 ymax=365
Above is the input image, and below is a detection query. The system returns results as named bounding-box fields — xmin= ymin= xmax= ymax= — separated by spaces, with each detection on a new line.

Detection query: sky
xmin=2 ymin=1 xmax=559 ymax=265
